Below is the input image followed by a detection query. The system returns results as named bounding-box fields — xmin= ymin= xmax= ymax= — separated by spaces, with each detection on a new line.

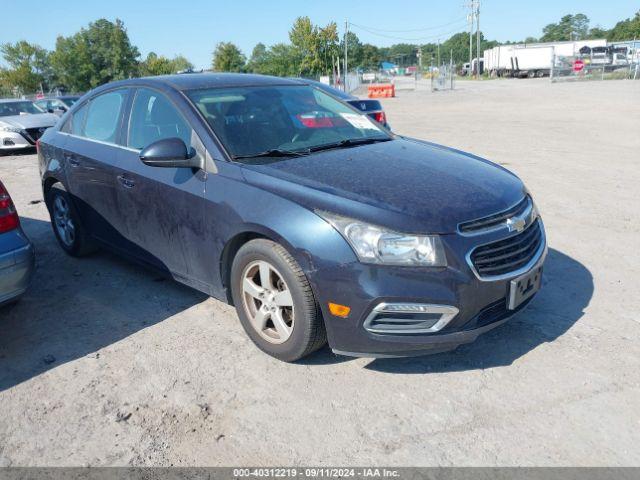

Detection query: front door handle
xmin=117 ymin=175 xmax=135 ymax=189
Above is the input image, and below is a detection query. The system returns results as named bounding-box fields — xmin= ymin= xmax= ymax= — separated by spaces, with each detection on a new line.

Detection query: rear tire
xmin=46 ymin=183 xmax=97 ymax=257
xmin=230 ymin=239 xmax=326 ymax=362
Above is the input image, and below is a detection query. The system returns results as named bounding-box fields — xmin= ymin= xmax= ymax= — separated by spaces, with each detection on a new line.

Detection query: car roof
xmin=100 ymin=73 xmax=306 ymax=93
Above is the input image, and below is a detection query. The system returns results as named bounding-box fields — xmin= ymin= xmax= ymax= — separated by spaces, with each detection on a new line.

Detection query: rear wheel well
xmin=43 ymin=177 xmax=62 ymax=206
xmin=221 ymin=232 xmax=269 ymax=304
xmin=42 ymin=177 xmax=62 ymax=208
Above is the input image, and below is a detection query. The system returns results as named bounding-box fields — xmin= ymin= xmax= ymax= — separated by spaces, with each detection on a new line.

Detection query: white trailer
xmin=484 ymin=39 xmax=608 ymax=77
xmin=512 ymin=46 xmax=554 ymax=78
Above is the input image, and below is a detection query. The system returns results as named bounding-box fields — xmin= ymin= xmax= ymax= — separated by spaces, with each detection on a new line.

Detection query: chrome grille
xmin=470 ymin=219 xmax=543 ymax=278
xmin=459 ymin=196 xmax=531 ymax=234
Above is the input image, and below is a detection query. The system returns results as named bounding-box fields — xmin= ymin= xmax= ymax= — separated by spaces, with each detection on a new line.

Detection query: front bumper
xmin=309 ymin=222 xmax=547 ymax=357
xmin=0 ymin=231 xmax=36 ymax=306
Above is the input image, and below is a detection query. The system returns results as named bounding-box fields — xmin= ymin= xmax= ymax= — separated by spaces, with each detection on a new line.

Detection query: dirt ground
xmin=0 ymin=78 xmax=639 ymax=466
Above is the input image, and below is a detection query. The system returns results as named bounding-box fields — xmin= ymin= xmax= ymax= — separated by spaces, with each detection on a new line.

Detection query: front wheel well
xmin=220 ymin=232 xmax=270 ymax=305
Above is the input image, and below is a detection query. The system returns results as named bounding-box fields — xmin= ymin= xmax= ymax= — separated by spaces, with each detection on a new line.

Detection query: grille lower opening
xmin=364 ymin=303 xmax=458 ymax=335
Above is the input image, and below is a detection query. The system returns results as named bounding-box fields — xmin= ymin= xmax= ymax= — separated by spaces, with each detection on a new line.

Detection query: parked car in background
xmin=38 ymin=73 xmax=546 ymax=361
xmin=0 ymin=180 xmax=35 ymax=307
xmin=0 ymin=100 xmax=59 ymax=153
xmin=297 ymin=79 xmax=390 ymax=129
xmin=34 ymin=96 xmax=81 ymax=117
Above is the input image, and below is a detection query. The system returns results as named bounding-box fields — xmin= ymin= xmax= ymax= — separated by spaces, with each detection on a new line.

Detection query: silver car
xmin=0 ymin=99 xmax=58 ymax=152
xmin=0 ymin=180 xmax=35 ymax=306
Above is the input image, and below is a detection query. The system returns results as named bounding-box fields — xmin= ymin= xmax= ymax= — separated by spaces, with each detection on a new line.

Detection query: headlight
xmin=317 ymin=211 xmax=447 ymax=267
xmin=0 ymin=126 xmax=22 ymax=133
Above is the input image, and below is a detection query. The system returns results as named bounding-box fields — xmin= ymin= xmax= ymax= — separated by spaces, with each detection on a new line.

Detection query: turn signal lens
xmin=328 ymin=303 xmax=351 ymax=318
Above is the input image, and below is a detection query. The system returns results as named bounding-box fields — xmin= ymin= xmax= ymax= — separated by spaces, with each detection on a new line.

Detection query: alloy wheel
xmin=241 ymin=260 xmax=295 ymax=344
xmin=53 ymin=195 xmax=76 ymax=247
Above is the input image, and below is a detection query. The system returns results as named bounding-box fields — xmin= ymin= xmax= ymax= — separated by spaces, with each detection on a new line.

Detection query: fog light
xmin=328 ymin=302 xmax=351 ymax=318
xmin=363 ymin=303 xmax=458 ymax=334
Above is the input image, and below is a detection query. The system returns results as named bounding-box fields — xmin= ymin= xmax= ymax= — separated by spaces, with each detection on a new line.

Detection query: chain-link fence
xmin=430 ymin=64 xmax=456 ymax=91
xmin=550 ymin=50 xmax=639 ymax=82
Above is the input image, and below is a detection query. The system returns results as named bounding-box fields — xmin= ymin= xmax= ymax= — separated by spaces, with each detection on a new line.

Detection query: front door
xmin=116 ymin=87 xmax=207 ymax=284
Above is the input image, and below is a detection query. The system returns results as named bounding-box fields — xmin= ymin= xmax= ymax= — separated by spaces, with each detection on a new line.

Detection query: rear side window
xmin=66 ymin=104 xmax=88 ymax=135
xmin=127 ymin=88 xmax=192 ymax=150
xmin=83 ymin=90 xmax=127 ymax=143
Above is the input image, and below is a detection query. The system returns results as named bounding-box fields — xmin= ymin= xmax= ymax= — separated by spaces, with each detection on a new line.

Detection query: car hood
xmin=0 ymin=113 xmax=59 ymax=129
xmin=240 ymin=137 xmax=526 ymax=234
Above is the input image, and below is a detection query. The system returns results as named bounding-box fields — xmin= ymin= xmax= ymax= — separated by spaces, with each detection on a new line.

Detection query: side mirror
xmin=57 ymin=106 xmax=67 ymax=112
xmin=139 ymin=138 xmax=203 ymax=169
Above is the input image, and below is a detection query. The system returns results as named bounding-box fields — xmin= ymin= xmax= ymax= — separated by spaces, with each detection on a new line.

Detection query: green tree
xmin=341 ymin=31 xmax=363 ymax=68
xmin=0 ymin=41 xmax=52 ymax=93
xmin=360 ymin=44 xmax=381 ymax=70
xmin=261 ymin=43 xmax=299 ymax=77
xmin=171 ymin=55 xmax=194 ymax=72
xmin=608 ymin=11 xmax=640 ymax=41
xmin=317 ymin=22 xmax=340 ymax=75
xmin=212 ymin=42 xmax=246 ymax=72
xmin=50 ymin=18 xmax=139 ymax=91
xmin=540 ymin=14 xmax=591 ymax=42
xmin=247 ymin=43 xmax=268 ymax=73
xmin=139 ymin=52 xmax=194 ymax=76
xmin=289 ymin=16 xmax=318 ymax=75
xmin=388 ymin=43 xmax=416 ymax=67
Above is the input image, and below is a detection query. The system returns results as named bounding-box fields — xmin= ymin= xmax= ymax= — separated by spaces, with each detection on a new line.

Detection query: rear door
xmin=116 ymin=87 xmax=207 ymax=283
xmin=62 ymin=89 xmax=131 ymax=249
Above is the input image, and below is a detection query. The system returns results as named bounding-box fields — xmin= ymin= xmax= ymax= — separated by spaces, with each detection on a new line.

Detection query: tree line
xmin=2 ymin=11 xmax=639 ymax=96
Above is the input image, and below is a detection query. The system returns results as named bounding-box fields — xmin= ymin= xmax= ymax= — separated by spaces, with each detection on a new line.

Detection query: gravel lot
xmin=0 ymin=78 xmax=639 ymax=467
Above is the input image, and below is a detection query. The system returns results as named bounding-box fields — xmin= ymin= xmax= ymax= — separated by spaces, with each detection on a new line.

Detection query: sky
xmin=1 ymin=0 xmax=637 ymax=69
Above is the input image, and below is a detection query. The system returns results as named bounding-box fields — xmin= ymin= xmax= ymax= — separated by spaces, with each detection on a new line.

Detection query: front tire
xmin=230 ymin=239 xmax=326 ymax=362
xmin=46 ymin=183 xmax=97 ymax=257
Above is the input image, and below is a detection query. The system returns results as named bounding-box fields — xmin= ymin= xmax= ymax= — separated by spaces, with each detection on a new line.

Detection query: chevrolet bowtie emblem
xmin=506 ymin=216 xmax=526 ymax=233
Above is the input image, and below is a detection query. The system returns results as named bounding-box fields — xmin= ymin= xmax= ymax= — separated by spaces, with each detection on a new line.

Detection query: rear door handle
xmin=117 ymin=175 xmax=135 ymax=189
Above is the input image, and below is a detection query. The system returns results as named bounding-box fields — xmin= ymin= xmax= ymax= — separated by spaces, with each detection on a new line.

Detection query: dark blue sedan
xmin=38 ymin=73 xmax=546 ymax=361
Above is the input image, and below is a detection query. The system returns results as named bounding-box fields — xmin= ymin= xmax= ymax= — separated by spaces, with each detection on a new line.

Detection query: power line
xmin=349 ymin=21 xmax=469 ymax=42
xmin=349 ymin=17 xmax=468 ymax=34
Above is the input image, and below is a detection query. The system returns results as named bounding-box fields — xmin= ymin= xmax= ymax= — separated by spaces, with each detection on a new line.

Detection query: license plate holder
xmin=508 ymin=267 xmax=542 ymax=310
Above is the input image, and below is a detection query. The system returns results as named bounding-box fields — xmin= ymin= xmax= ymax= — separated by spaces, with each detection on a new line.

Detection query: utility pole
xmin=344 ymin=20 xmax=349 ymax=92
xmin=466 ymin=1 xmax=475 ymax=77
xmin=437 ymin=39 xmax=441 ymax=67
xmin=476 ymin=0 xmax=481 ymax=78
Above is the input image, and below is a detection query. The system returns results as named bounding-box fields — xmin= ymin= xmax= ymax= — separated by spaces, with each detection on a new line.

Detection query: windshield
xmin=62 ymin=97 xmax=79 ymax=107
xmin=0 ymin=101 xmax=43 ymax=117
xmin=187 ymin=85 xmax=390 ymax=160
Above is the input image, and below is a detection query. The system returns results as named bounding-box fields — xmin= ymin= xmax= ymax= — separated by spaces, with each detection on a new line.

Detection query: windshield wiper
xmin=232 ymin=148 xmax=309 ymax=160
xmin=307 ymin=137 xmax=392 ymax=153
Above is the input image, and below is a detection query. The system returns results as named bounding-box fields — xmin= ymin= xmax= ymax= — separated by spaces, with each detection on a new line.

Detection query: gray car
xmin=0 ymin=99 xmax=59 ymax=153
xmin=0 ymin=180 xmax=35 ymax=306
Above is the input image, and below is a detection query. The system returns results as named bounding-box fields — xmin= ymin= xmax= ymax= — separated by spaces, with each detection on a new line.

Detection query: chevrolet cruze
xmin=38 ymin=73 xmax=546 ymax=361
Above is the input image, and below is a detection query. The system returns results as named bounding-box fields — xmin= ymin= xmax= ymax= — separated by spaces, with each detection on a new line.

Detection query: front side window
xmin=83 ymin=90 xmax=127 ymax=143
xmin=127 ymin=88 xmax=192 ymax=150
xmin=187 ymin=85 xmax=389 ymax=161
